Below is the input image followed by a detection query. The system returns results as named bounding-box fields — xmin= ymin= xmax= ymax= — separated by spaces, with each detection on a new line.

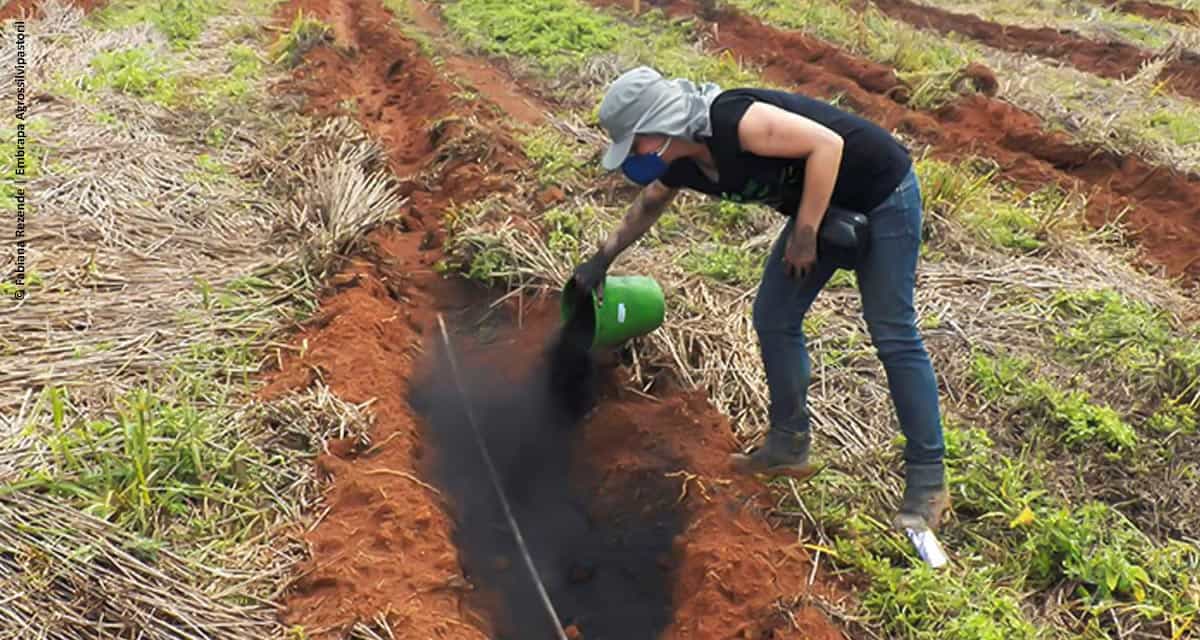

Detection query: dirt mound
xmin=266 ymin=0 xmax=529 ymax=636
xmin=267 ymin=0 xmax=851 ymax=637
xmin=0 ymin=0 xmax=105 ymax=20
xmin=871 ymin=0 xmax=1200 ymax=102
xmin=599 ymin=0 xmax=1200 ymax=285
xmin=1106 ymin=0 xmax=1199 ymax=27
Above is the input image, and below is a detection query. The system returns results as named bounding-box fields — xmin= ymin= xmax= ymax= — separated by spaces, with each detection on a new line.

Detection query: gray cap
xmin=598 ymin=66 xmax=725 ymax=171
xmin=598 ymin=67 xmax=668 ymax=170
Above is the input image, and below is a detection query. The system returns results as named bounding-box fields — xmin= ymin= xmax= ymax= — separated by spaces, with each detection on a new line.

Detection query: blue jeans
xmin=752 ymin=167 xmax=945 ymax=466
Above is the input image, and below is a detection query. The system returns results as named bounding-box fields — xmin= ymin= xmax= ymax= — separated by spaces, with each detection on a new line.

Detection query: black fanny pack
xmin=817 ymin=205 xmax=871 ymax=269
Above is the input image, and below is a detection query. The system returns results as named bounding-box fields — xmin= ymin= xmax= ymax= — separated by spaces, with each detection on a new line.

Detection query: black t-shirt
xmin=659 ymin=88 xmax=912 ymax=215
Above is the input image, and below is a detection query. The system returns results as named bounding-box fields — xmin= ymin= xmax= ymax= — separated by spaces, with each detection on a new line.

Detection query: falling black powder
xmin=409 ymin=297 xmax=683 ymax=639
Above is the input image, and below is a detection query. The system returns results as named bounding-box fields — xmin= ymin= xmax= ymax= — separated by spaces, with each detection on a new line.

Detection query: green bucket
xmin=561 ymin=275 xmax=665 ymax=348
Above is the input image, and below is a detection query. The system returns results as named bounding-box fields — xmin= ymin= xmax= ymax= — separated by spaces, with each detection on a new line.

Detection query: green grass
xmin=971 ymin=352 xmax=1137 ymax=454
xmin=695 ymin=199 xmax=764 ymax=233
xmin=679 ymin=241 xmax=761 ymax=285
xmin=541 ymin=203 xmax=607 ymax=263
xmin=917 ymin=157 xmax=1058 ymax=252
xmin=439 ymin=0 xmax=760 ymax=97
xmin=92 ymin=0 xmax=223 ymax=49
xmin=1046 ymin=289 xmax=1200 ymax=401
xmin=192 ymin=44 xmax=266 ymax=109
xmin=270 ymin=11 xmax=332 ymax=67
xmin=442 ymin=0 xmax=621 ymax=74
xmin=84 ymin=47 xmax=179 ymax=107
xmin=726 ymin=0 xmax=980 ymax=109
xmin=1148 ymin=109 xmax=1200 ymax=146
xmin=518 ymin=123 xmax=597 ymax=187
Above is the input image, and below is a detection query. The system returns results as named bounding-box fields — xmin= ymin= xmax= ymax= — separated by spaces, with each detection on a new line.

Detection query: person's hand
xmin=571 ymin=250 xmax=611 ymax=304
xmin=783 ymin=224 xmax=818 ymax=280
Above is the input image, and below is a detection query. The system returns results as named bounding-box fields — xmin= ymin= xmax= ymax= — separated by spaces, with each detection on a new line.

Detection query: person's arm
xmin=737 ymin=102 xmax=844 ymax=278
xmin=598 ymin=179 xmax=678 ymax=262
xmin=572 ymin=180 xmax=678 ymax=302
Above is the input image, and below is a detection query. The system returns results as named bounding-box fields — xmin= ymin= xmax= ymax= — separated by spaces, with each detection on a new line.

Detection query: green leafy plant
xmin=541 ymin=206 xmax=585 ymax=260
xmin=85 ymin=47 xmax=179 ymax=106
xmin=1022 ymin=502 xmax=1152 ymax=602
xmin=519 ymin=124 xmax=591 ymax=186
xmin=270 ymin=11 xmax=331 ymax=67
xmin=971 ymin=352 xmax=1136 ymax=453
xmin=1049 ymin=289 xmax=1200 ymax=398
xmin=442 ymin=0 xmax=621 ymax=73
xmin=1147 ymin=399 xmax=1197 ymax=434
xmin=93 ymin=0 xmax=222 ymax=49
xmin=679 ymin=242 xmax=761 ymax=285
xmin=918 ymin=157 xmax=1045 ymax=251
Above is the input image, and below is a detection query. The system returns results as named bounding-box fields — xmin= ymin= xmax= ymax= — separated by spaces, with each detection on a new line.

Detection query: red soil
xmin=266 ymin=0 xmax=850 ymax=637
xmin=1105 ymin=0 xmax=1200 ymax=27
xmin=582 ymin=381 xmax=849 ymax=640
xmin=0 ymin=0 xmax=104 ymax=20
xmin=870 ymin=0 xmax=1200 ymax=102
xmin=604 ymin=0 xmax=1200 ymax=285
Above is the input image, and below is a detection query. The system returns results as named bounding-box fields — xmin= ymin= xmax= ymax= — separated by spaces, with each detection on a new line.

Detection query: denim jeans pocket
xmin=865 ymin=169 xmax=919 ymax=238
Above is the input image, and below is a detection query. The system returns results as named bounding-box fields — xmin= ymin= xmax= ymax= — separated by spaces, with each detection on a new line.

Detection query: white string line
xmin=436 ymin=314 xmax=570 ymax=640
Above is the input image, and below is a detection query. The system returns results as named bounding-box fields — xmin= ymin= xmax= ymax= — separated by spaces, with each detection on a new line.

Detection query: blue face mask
xmin=621 ymin=138 xmax=672 ymax=186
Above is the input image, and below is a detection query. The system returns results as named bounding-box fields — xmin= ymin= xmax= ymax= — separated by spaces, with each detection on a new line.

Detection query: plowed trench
xmin=871 ymin=0 xmax=1200 ymax=101
xmin=410 ymin=309 xmax=684 ymax=639
xmin=1103 ymin=0 xmax=1200 ymax=27
xmin=268 ymin=0 xmax=850 ymax=637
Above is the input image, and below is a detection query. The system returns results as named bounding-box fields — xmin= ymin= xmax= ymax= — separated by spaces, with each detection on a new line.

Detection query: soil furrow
xmin=871 ymin=0 xmax=1200 ymax=102
xmin=1103 ymin=0 xmax=1200 ymax=27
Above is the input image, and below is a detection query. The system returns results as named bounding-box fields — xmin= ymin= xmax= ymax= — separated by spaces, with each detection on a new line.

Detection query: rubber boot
xmin=730 ymin=430 xmax=816 ymax=480
xmin=893 ymin=462 xmax=951 ymax=532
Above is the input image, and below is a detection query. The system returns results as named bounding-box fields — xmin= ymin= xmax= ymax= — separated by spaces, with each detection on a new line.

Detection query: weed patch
xmin=1149 ymin=109 xmax=1200 ymax=146
xmin=85 ymin=47 xmax=179 ymax=106
xmin=270 ymin=11 xmax=331 ymax=67
xmin=192 ymin=44 xmax=266 ymax=109
xmin=1047 ymin=289 xmax=1200 ymax=400
xmin=728 ymin=0 xmax=979 ymax=108
xmin=93 ymin=0 xmax=223 ymax=49
xmin=917 ymin=157 xmax=1055 ymax=252
xmin=970 ymin=352 xmax=1136 ymax=454
xmin=442 ymin=0 xmax=621 ymax=74
xmin=679 ymin=241 xmax=760 ymax=285
xmin=518 ymin=123 xmax=596 ymax=187
xmin=440 ymin=0 xmax=760 ymax=98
